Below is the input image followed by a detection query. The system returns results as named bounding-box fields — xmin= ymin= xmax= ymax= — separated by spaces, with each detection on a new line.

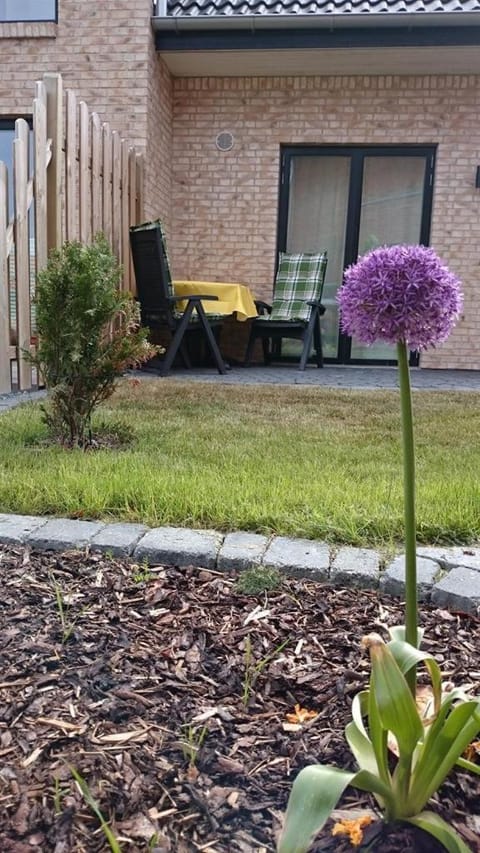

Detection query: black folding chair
xmin=129 ymin=220 xmax=227 ymax=375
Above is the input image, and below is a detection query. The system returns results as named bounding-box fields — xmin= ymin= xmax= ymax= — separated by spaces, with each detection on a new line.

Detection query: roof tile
xmin=166 ymin=0 xmax=480 ymax=17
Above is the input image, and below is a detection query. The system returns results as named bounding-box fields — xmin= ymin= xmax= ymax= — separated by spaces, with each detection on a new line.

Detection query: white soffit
xmin=160 ymin=45 xmax=480 ymax=76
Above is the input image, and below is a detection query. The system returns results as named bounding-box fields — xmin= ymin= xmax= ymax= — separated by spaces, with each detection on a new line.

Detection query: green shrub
xmin=29 ymin=236 xmax=156 ymax=447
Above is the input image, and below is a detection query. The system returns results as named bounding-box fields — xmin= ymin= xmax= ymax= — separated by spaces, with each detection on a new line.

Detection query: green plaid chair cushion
xmin=269 ymin=251 xmax=327 ymax=322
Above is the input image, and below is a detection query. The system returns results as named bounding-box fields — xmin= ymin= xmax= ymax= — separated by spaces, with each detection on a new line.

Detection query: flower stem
xmin=397 ymin=342 xmax=417 ymax=692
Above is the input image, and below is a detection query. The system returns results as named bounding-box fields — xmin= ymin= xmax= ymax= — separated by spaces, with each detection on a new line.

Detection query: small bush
xmin=29 ymin=236 xmax=157 ymax=448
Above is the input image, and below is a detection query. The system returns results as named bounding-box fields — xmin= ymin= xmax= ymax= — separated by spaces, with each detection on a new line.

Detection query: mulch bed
xmin=0 ymin=545 xmax=479 ymax=853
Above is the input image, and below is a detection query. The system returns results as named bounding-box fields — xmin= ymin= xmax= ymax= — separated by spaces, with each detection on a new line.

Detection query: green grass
xmin=0 ymin=378 xmax=479 ymax=547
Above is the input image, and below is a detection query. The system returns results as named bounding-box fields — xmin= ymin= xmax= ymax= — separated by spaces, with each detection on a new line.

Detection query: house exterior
xmin=2 ymin=0 xmax=480 ymax=367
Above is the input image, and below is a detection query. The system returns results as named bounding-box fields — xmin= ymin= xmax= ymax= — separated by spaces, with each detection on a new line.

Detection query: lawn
xmin=0 ymin=378 xmax=479 ymax=547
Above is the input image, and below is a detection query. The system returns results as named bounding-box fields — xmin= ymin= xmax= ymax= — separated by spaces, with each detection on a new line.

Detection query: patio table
xmin=173 ymin=280 xmax=258 ymax=321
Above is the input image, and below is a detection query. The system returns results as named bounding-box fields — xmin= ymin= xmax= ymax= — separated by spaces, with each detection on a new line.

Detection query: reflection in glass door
xmin=279 ymin=146 xmax=435 ymax=364
xmin=286 ymin=155 xmax=350 ymax=360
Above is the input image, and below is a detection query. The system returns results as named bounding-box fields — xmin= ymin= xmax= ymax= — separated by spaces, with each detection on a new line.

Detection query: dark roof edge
xmin=151 ymin=10 xmax=480 ymax=32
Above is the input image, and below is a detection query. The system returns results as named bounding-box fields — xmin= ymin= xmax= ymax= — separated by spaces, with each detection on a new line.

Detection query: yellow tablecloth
xmin=173 ymin=280 xmax=257 ymax=322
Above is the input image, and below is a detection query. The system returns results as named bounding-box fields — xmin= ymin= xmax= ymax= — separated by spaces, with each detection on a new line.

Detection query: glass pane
xmin=0 ymin=0 xmax=55 ymax=20
xmin=286 ymin=156 xmax=350 ymax=360
xmin=0 ymin=127 xmax=15 ymax=215
xmin=351 ymin=156 xmax=426 ymax=361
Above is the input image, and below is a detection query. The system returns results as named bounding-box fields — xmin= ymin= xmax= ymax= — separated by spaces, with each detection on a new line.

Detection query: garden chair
xmin=244 ymin=251 xmax=328 ymax=370
xmin=129 ymin=220 xmax=227 ymax=375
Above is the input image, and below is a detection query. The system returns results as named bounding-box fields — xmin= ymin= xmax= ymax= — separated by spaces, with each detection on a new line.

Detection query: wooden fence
xmin=0 ymin=72 xmax=144 ymax=394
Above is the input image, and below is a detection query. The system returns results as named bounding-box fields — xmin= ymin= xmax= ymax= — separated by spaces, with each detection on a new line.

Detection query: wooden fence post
xmin=112 ymin=130 xmax=121 ymax=262
xmin=102 ymin=123 xmax=112 ymax=247
xmin=91 ymin=112 xmax=102 ymax=238
xmin=135 ymin=153 xmax=144 ymax=225
xmin=34 ymin=81 xmax=48 ymax=277
xmin=79 ymin=100 xmax=91 ymax=244
xmin=44 ymin=73 xmax=63 ymax=252
xmin=0 ymin=163 xmax=10 ymax=393
xmin=13 ymin=118 xmax=31 ymax=390
xmin=65 ymin=89 xmax=77 ymax=242
xmin=121 ymin=139 xmax=131 ymax=291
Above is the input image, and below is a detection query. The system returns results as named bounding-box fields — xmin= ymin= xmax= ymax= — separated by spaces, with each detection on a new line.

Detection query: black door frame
xmin=278 ymin=144 xmax=436 ymax=366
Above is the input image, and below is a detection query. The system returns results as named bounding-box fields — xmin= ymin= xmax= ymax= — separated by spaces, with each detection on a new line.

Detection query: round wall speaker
xmin=215 ymin=131 xmax=234 ymax=152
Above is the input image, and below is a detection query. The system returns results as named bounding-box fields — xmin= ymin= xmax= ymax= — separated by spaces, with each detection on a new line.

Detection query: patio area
xmin=130 ymin=364 xmax=480 ymax=392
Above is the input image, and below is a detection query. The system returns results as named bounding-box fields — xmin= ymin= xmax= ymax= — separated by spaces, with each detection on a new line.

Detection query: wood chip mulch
xmin=0 ymin=545 xmax=479 ymax=853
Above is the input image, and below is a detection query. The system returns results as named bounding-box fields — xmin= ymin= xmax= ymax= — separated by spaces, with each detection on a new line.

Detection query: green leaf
xmin=387 ymin=639 xmax=442 ymax=718
xmin=278 ymin=765 xmax=356 ymax=853
xmin=367 ymin=681 xmax=391 ymax=786
xmin=406 ymin=811 xmax=472 ymax=853
xmin=409 ymin=701 xmax=480 ymax=811
xmin=69 ymin=766 xmax=121 ymax=853
xmin=349 ymin=768 xmax=397 ymax=805
xmin=349 ymin=692 xmax=393 ymax=799
xmin=345 ymin=720 xmax=378 ymax=774
xmin=456 ymin=756 xmax=480 ymax=775
xmin=278 ymin=764 xmax=395 ymax=853
xmin=388 ymin=625 xmax=424 ymax=646
xmin=351 ymin=691 xmax=369 ymax=738
xmin=368 ymin=636 xmax=423 ymax=756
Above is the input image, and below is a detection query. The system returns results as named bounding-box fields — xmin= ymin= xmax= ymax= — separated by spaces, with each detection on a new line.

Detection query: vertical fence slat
xmin=14 ymin=119 xmax=32 ymax=391
xmin=65 ymin=89 xmax=77 ymax=242
xmin=79 ymin=101 xmax=90 ymax=244
xmin=111 ymin=130 xmax=121 ymax=263
xmin=128 ymin=147 xmax=137 ymax=227
xmin=34 ymin=83 xmax=48 ymax=277
xmin=44 ymin=73 xmax=63 ymax=252
xmin=91 ymin=112 xmax=102 ymax=238
xmin=121 ymin=139 xmax=131 ymax=292
xmin=135 ymin=153 xmax=144 ymax=225
xmin=0 ymin=163 xmax=10 ymax=392
xmin=102 ymin=123 xmax=112 ymax=245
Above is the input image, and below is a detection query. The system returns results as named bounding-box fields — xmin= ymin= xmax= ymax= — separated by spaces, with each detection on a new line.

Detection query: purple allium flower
xmin=337 ymin=244 xmax=463 ymax=350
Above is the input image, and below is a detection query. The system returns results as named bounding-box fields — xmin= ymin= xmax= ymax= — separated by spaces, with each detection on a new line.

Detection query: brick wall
xmin=0 ymin=0 xmax=171 ymax=221
xmin=146 ymin=52 xmax=172 ymax=227
xmin=170 ymin=75 xmax=480 ymax=369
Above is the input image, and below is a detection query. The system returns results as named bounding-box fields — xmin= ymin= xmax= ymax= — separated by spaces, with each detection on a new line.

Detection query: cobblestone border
xmin=1 ymin=513 xmax=479 ymax=615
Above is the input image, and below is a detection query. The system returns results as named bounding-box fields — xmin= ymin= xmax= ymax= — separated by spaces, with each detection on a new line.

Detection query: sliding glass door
xmin=279 ymin=146 xmax=435 ymax=364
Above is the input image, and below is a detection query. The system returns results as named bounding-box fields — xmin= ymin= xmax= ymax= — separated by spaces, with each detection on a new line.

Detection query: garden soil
xmin=0 ymin=545 xmax=478 ymax=852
